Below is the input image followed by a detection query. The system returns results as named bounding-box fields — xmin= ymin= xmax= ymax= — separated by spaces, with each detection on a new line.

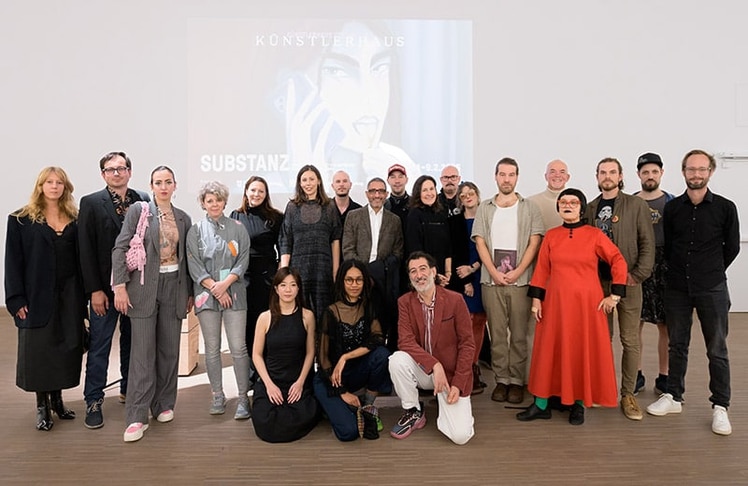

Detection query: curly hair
xmin=197 ymin=180 xmax=230 ymax=206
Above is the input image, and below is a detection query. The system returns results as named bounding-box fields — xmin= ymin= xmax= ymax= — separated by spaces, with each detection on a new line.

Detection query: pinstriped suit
xmin=112 ymin=201 xmax=192 ymax=424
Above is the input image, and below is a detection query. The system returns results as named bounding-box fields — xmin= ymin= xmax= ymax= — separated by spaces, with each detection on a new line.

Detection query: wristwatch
xmin=610 ymin=295 xmax=621 ymax=303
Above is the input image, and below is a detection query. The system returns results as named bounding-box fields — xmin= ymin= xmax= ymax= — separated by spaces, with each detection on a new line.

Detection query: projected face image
xmin=318 ymin=21 xmax=392 ymax=152
xmin=187 ymin=17 xmax=472 ymax=202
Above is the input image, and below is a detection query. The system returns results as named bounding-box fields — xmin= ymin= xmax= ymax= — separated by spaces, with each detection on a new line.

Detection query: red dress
xmin=528 ymin=223 xmax=627 ymax=407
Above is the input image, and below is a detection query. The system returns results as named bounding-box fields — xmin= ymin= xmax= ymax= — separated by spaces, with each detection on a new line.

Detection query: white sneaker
xmin=646 ymin=393 xmax=682 ymax=416
xmin=712 ymin=405 xmax=732 ymax=436
xmin=156 ymin=409 xmax=174 ymax=423
xmin=123 ymin=422 xmax=149 ymax=442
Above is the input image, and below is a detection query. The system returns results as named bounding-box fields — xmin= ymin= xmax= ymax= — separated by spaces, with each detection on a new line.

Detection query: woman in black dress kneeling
xmin=251 ymin=267 xmax=319 ymax=442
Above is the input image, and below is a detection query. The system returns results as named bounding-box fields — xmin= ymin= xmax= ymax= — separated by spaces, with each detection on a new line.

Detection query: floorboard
xmin=1 ymin=312 xmax=746 ymax=484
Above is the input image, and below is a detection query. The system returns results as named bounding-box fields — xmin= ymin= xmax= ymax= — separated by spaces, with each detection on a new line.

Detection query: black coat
xmin=4 ymin=215 xmax=84 ymax=328
xmin=78 ymin=187 xmax=149 ymax=298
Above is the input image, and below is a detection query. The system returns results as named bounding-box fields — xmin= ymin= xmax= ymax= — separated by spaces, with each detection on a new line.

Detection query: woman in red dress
xmin=517 ymin=188 xmax=627 ymax=425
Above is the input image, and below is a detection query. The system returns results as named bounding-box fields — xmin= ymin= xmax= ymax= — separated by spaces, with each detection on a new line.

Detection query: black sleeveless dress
xmin=251 ymin=308 xmax=319 ymax=442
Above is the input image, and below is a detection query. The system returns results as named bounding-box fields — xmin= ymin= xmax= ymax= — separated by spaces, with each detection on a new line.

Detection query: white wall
xmin=2 ymin=0 xmax=747 ymax=307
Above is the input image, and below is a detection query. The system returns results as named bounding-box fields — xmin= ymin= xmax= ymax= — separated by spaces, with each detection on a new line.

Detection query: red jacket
xmin=397 ymin=286 xmax=475 ymax=396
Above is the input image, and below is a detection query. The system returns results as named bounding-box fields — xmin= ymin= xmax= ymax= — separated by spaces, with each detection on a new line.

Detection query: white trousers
xmin=388 ymin=351 xmax=475 ymax=445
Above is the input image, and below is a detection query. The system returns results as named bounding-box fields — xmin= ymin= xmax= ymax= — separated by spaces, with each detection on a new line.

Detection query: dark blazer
xmin=4 ymin=215 xmax=84 ymax=328
xmin=111 ymin=201 xmax=192 ymax=319
xmin=78 ymin=187 xmax=149 ymax=298
xmin=342 ymin=205 xmax=403 ymax=263
xmin=397 ymin=286 xmax=475 ymax=396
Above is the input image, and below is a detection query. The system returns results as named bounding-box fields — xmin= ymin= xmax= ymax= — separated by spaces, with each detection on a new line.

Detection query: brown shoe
xmin=491 ymin=383 xmax=508 ymax=402
xmin=507 ymin=384 xmax=524 ymax=404
xmin=620 ymin=394 xmax=643 ymax=421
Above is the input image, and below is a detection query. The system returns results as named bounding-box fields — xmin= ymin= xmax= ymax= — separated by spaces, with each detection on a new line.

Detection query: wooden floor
xmin=1 ymin=312 xmax=746 ymax=485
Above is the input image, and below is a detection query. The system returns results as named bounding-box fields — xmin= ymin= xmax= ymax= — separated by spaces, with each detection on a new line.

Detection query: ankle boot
xmin=50 ymin=390 xmax=76 ymax=419
xmin=36 ymin=392 xmax=54 ymax=431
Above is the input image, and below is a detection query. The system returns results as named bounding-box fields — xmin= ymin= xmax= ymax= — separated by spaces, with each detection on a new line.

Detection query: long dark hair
xmin=235 ymin=175 xmax=283 ymax=226
xmin=291 ymin=164 xmax=330 ymax=205
xmin=334 ymin=259 xmax=373 ymax=305
xmin=333 ymin=259 xmax=375 ymax=325
xmin=268 ymin=266 xmax=304 ymax=326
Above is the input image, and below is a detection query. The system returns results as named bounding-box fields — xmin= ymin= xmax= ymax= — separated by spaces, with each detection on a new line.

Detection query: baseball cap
xmin=387 ymin=164 xmax=407 ymax=177
xmin=637 ymin=152 xmax=663 ymax=170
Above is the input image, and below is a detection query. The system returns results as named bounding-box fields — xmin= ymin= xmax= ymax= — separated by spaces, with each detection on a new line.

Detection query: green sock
xmin=534 ymin=397 xmax=548 ymax=410
xmin=575 ymin=400 xmax=584 ymax=407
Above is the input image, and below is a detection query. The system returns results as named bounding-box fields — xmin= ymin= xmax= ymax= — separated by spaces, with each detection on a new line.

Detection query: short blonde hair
xmin=198 ymin=180 xmax=230 ymax=206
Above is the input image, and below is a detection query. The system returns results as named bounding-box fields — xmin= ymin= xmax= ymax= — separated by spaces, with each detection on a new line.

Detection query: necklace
xmin=157 ymin=205 xmax=173 ymax=221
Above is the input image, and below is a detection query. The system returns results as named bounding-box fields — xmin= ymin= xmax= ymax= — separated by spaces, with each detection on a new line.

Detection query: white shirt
xmin=367 ymin=204 xmax=384 ymax=263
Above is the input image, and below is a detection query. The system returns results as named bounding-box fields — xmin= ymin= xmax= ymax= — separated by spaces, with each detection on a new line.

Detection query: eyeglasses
xmin=367 ymin=188 xmax=387 ymax=195
xmin=459 ymin=191 xmax=476 ymax=200
xmin=684 ymin=167 xmax=711 ymax=174
xmin=102 ymin=166 xmax=130 ymax=175
xmin=558 ymin=200 xmax=580 ymax=208
xmin=344 ymin=277 xmax=365 ymax=285
xmin=440 ymin=175 xmax=460 ymax=181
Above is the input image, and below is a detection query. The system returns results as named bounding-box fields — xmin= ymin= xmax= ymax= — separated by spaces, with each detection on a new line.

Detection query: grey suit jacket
xmin=111 ymin=201 xmax=192 ymax=319
xmin=342 ymin=206 xmax=403 ymax=263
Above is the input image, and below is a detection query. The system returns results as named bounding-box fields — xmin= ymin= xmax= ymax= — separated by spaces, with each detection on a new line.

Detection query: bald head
xmin=439 ymin=165 xmax=461 ymax=198
xmin=331 ymin=170 xmax=352 ymax=197
xmin=545 ymin=159 xmax=570 ymax=191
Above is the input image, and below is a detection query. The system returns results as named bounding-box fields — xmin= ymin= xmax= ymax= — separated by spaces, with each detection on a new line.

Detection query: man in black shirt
xmin=384 ymin=163 xmax=410 ymax=229
xmin=646 ymin=149 xmax=740 ymax=436
xmin=437 ymin=165 xmax=462 ymax=217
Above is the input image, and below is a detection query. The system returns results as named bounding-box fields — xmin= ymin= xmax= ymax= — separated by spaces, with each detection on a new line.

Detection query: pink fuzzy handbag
xmin=125 ymin=202 xmax=150 ymax=284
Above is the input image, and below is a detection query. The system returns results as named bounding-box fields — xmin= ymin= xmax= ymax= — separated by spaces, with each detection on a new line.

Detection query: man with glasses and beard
xmin=646 ymin=149 xmax=739 ymax=436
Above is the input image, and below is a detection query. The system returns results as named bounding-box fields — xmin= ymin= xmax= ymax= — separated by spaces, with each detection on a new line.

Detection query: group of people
xmin=4 ymin=147 xmax=739 ymax=447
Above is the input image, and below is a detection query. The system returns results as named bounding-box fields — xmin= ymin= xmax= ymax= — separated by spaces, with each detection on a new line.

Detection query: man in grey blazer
xmin=343 ymin=177 xmax=404 ymax=349
xmin=78 ymin=151 xmax=149 ymax=429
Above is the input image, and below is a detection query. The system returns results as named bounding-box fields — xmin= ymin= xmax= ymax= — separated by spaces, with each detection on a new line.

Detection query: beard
xmin=640 ymin=179 xmax=660 ymax=192
xmin=686 ymin=178 xmax=708 ymax=190
xmin=499 ymin=184 xmax=515 ymax=195
xmin=597 ymin=179 xmax=622 ymax=192
xmin=411 ymin=276 xmax=435 ymax=294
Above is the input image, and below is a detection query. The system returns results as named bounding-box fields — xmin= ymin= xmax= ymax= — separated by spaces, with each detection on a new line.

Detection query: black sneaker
xmin=634 ymin=371 xmax=646 ymax=395
xmin=654 ymin=374 xmax=668 ymax=395
xmin=84 ymin=398 xmax=104 ymax=429
xmin=390 ymin=402 xmax=426 ymax=439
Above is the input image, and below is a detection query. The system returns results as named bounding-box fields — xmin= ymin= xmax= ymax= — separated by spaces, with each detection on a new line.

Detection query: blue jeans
xmin=83 ymin=303 xmax=131 ymax=403
xmin=313 ymin=346 xmax=392 ymax=441
xmin=666 ymin=282 xmax=731 ymax=408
